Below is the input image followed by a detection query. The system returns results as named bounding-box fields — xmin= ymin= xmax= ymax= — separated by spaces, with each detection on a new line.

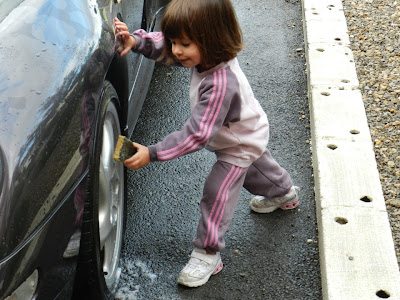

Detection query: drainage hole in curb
xmin=376 ymin=290 xmax=391 ymax=298
xmin=321 ymin=92 xmax=330 ymax=96
xmin=327 ymin=144 xmax=338 ymax=150
xmin=350 ymin=129 xmax=360 ymax=134
xmin=360 ymin=196 xmax=372 ymax=203
xmin=334 ymin=217 xmax=348 ymax=225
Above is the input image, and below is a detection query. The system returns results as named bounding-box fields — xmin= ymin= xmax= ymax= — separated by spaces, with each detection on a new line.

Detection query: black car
xmin=0 ymin=0 xmax=168 ymax=299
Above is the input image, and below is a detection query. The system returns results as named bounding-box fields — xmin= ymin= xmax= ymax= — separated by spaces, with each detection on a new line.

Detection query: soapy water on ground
xmin=115 ymin=259 xmax=157 ymax=300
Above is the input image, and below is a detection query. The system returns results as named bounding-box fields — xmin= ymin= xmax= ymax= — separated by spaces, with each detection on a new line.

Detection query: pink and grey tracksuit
xmin=132 ymin=30 xmax=293 ymax=252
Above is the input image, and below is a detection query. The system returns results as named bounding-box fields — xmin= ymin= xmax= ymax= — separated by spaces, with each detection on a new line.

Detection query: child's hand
xmin=123 ymin=142 xmax=150 ymax=170
xmin=114 ymin=17 xmax=137 ymax=57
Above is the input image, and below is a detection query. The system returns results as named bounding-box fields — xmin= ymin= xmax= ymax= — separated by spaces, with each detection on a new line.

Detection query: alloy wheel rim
xmin=98 ymin=103 xmax=124 ymax=291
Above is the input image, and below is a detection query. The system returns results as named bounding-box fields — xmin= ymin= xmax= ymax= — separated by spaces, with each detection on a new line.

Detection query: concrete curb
xmin=301 ymin=0 xmax=400 ymax=299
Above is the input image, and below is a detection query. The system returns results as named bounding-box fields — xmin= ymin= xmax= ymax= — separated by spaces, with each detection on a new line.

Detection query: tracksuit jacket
xmin=132 ymin=29 xmax=270 ymax=168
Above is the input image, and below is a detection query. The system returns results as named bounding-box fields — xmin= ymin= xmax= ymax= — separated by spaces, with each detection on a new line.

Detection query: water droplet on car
xmin=30 ymin=89 xmax=42 ymax=95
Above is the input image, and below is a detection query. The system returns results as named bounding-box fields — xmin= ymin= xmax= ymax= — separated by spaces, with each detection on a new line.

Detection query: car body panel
xmin=0 ymin=1 xmax=113 ymax=297
xmin=0 ymin=0 xmax=106 ymax=260
xmin=0 ymin=0 xmax=168 ymax=298
xmin=0 ymin=193 xmax=78 ymax=298
xmin=122 ymin=0 xmax=169 ymax=137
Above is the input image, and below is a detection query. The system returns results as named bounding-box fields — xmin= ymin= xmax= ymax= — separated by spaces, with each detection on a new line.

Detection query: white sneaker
xmin=177 ymin=248 xmax=223 ymax=287
xmin=250 ymin=186 xmax=300 ymax=213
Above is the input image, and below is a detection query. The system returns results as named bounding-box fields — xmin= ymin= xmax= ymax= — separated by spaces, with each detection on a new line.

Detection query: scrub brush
xmin=113 ymin=135 xmax=137 ymax=162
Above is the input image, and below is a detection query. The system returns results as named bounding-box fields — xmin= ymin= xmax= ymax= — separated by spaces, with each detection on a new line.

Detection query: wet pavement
xmin=116 ymin=0 xmax=321 ymax=299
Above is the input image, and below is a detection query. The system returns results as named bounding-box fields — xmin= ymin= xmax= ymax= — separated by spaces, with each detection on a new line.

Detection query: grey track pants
xmin=193 ymin=149 xmax=293 ymax=252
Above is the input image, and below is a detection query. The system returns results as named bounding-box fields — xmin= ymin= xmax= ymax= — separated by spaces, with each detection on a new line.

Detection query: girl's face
xmin=170 ymin=34 xmax=201 ymax=69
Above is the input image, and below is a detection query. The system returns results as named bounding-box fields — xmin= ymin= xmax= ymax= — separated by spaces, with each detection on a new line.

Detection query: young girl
xmin=114 ymin=0 xmax=299 ymax=288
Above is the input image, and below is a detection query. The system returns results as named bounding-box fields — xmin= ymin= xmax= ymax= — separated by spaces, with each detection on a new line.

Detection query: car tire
xmin=74 ymin=81 xmax=126 ymax=299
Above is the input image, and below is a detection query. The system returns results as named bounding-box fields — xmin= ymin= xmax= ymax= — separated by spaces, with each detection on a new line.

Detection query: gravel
xmin=342 ymin=0 xmax=400 ymax=267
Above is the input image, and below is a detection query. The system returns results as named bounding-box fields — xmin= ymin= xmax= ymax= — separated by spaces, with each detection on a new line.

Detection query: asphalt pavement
xmin=116 ymin=0 xmax=322 ymax=299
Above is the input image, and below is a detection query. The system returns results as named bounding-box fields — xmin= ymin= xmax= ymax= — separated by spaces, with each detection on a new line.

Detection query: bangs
xmin=161 ymin=3 xmax=192 ymax=40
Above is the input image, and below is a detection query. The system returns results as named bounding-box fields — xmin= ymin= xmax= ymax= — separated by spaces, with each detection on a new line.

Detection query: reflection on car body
xmin=0 ymin=0 xmax=168 ymax=299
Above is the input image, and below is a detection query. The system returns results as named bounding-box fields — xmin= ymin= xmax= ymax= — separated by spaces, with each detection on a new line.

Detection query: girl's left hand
xmin=123 ymin=142 xmax=150 ymax=170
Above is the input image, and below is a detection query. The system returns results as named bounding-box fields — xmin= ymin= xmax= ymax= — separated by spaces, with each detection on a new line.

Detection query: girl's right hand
xmin=114 ymin=18 xmax=137 ymax=57
xmin=123 ymin=142 xmax=150 ymax=170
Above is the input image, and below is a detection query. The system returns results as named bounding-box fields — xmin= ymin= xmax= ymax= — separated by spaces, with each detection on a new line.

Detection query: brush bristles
xmin=113 ymin=135 xmax=137 ymax=162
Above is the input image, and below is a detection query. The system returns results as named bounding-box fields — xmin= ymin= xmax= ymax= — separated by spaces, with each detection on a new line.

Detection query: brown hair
xmin=161 ymin=0 xmax=243 ymax=70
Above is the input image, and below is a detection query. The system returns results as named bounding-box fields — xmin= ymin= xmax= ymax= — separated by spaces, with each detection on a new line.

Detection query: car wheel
xmin=74 ymin=81 xmax=126 ymax=299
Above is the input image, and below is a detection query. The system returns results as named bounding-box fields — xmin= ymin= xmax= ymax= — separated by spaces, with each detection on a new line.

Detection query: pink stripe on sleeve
xmin=157 ymin=69 xmax=227 ymax=161
xmin=136 ymin=30 xmax=164 ymax=42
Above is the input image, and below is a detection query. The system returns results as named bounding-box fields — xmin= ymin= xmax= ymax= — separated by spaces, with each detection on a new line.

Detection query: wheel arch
xmin=105 ymin=53 xmax=129 ymax=136
xmin=73 ymin=80 xmax=127 ymax=299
